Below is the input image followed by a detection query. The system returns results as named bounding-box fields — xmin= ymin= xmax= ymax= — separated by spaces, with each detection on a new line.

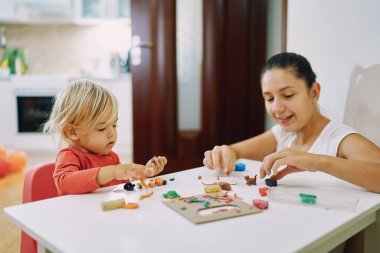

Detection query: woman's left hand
xmin=259 ymin=148 xmax=320 ymax=180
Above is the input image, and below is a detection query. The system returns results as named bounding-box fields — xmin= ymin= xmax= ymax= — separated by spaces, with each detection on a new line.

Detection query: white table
xmin=4 ymin=159 xmax=380 ymax=253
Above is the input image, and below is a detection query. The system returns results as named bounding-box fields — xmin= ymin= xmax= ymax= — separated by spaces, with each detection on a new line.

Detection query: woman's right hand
xmin=203 ymin=145 xmax=237 ymax=175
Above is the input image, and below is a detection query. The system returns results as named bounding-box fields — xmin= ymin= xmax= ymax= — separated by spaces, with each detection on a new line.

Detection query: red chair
xmin=21 ymin=161 xmax=57 ymax=253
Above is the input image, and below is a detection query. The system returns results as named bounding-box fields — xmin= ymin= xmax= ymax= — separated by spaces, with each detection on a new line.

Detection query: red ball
xmin=0 ymin=157 xmax=11 ymax=178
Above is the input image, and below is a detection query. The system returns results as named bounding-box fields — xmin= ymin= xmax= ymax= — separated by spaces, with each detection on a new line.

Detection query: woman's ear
xmin=310 ymin=82 xmax=321 ymax=103
xmin=64 ymin=124 xmax=80 ymax=141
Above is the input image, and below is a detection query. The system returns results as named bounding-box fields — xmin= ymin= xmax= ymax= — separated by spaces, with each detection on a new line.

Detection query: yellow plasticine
xmin=204 ymin=185 xmax=222 ymax=193
xmin=101 ymin=198 xmax=125 ymax=211
xmin=140 ymin=177 xmax=149 ymax=189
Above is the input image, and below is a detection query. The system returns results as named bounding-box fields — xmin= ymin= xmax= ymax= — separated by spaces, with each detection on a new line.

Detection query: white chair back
xmin=344 ymin=64 xmax=380 ymax=146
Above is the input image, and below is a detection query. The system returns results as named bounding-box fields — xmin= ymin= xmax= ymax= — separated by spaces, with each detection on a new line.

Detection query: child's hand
xmin=145 ymin=156 xmax=167 ymax=177
xmin=112 ymin=163 xmax=146 ymax=181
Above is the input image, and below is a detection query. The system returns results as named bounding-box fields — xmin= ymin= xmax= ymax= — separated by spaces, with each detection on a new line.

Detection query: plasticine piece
xmin=259 ymin=187 xmax=269 ymax=196
xmin=169 ymin=178 xmax=175 ymax=181
xmin=204 ymin=184 xmax=222 ymax=193
xmin=162 ymin=179 xmax=167 ymax=185
xmin=234 ymin=162 xmax=246 ymax=171
xmin=123 ymin=202 xmax=139 ymax=209
xmin=234 ymin=193 xmax=243 ymax=199
xmin=101 ymin=198 xmax=126 ymax=211
xmin=218 ymin=182 xmax=232 ymax=191
xmin=123 ymin=182 xmax=135 ymax=191
xmin=163 ymin=190 xmax=181 ymax=199
xmin=218 ymin=176 xmax=238 ymax=185
xmin=265 ymin=178 xmax=277 ymax=187
xmin=148 ymin=179 xmax=156 ymax=188
xmin=252 ymin=199 xmax=269 ymax=210
xmin=139 ymin=191 xmax=154 ymax=200
xmin=155 ymin=177 xmax=164 ymax=186
xmin=198 ymin=175 xmax=202 ymax=179
xmin=140 ymin=177 xmax=149 ymax=189
xmin=299 ymin=193 xmax=317 ymax=205
xmin=244 ymin=175 xmax=257 ymax=185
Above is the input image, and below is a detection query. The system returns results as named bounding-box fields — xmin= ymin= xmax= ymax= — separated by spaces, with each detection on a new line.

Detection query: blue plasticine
xmin=234 ymin=162 xmax=246 ymax=171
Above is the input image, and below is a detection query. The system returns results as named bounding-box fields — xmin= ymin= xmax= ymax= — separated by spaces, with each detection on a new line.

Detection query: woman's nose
xmin=271 ymin=98 xmax=285 ymax=113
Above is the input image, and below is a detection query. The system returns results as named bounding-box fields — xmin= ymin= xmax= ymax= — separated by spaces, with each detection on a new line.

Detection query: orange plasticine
xmin=139 ymin=191 xmax=154 ymax=200
xmin=123 ymin=202 xmax=139 ymax=209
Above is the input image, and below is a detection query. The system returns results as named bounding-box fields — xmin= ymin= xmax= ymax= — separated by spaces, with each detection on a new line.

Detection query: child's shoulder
xmin=58 ymin=146 xmax=81 ymax=155
xmin=58 ymin=147 xmax=119 ymax=160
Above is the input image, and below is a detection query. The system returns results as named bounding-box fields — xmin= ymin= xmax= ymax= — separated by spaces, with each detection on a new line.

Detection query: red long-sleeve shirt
xmin=54 ymin=147 xmax=128 ymax=195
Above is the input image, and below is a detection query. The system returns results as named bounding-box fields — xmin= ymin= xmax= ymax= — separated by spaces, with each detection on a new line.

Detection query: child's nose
xmin=107 ymin=127 xmax=117 ymax=137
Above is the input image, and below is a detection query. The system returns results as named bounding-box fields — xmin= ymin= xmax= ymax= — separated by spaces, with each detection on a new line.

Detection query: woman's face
xmin=261 ymin=68 xmax=319 ymax=132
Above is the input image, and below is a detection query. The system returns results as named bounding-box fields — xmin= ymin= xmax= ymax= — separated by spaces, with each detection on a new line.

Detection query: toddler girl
xmin=44 ymin=79 xmax=167 ymax=195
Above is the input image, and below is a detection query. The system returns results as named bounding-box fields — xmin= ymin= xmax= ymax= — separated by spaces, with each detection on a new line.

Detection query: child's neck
xmin=70 ymin=144 xmax=97 ymax=155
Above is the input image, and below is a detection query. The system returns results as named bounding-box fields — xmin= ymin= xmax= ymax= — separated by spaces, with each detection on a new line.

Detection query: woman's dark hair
xmin=261 ymin=52 xmax=317 ymax=88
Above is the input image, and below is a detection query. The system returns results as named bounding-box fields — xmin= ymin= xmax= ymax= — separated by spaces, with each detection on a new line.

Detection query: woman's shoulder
xmin=323 ymin=121 xmax=358 ymax=138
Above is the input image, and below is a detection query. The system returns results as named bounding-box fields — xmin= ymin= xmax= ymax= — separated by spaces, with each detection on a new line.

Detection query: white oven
xmin=5 ymin=76 xmax=68 ymax=152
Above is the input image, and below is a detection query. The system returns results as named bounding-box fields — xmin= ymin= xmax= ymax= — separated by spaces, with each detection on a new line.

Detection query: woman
xmin=203 ymin=52 xmax=380 ymax=193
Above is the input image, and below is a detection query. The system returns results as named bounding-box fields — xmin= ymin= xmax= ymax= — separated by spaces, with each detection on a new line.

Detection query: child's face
xmin=73 ymin=111 xmax=118 ymax=155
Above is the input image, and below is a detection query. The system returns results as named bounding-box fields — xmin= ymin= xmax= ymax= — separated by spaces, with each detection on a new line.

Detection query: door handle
xmin=130 ymin=35 xmax=153 ymax=66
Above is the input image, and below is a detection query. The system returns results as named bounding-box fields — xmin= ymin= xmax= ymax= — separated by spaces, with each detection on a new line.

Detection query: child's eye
xmin=98 ymin=128 xmax=106 ymax=132
xmin=113 ymin=124 xmax=118 ymax=128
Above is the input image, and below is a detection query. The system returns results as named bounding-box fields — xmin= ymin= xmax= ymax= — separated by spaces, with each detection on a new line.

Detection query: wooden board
xmin=162 ymin=194 xmax=261 ymax=224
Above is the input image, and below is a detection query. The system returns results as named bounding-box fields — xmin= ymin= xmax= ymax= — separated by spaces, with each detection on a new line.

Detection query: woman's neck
xmin=295 ymin=112 xmax=330 ymax=147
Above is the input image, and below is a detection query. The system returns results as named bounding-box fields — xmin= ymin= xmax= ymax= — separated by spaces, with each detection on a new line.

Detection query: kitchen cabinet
xmin=0 ymin=0 xmax=130 ymax=25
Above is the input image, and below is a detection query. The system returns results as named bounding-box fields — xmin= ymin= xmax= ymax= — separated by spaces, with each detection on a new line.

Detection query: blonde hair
xmin=43 ymin=79 xmax=118 ymax=146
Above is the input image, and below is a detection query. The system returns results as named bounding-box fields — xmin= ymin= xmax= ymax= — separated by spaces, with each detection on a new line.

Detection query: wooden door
xmin=130 ymin=0 xmax=267 ymax=174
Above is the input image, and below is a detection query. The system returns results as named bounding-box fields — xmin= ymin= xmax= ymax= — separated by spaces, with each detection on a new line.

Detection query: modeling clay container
xmin=268 ymin=187 xmax=359 ymax=212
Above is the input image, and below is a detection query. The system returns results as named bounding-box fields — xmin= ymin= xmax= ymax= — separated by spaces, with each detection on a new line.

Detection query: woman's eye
xmin=113 ymin=124 xmax=118 ymax=128
xmin=284 ymin=94 xmax=294 ymax=99
xmin=98 ymin=128 xmax=106 ymax=132
xmin=265 ymin=97 xmax=274 ymax=102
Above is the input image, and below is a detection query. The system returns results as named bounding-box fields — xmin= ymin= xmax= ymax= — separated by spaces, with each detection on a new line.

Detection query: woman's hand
xmin=260 ymin=148 xmax=321 ymax=180
xmin=145 ymin=156 xmax=167 ymax=177
xmin=203 ymin=145 xmax=237 ymax=175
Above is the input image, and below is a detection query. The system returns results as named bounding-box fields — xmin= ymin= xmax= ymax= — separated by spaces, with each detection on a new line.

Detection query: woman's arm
xmin=321 ymin=133 xmax=380 ymax=193
xmin=203 ymin=129 xmax=277 ymax=173
xmin=230 ymin=129 xmax=278 ymax=161
xmin=260 ymin=134 xmax=380 ymax=193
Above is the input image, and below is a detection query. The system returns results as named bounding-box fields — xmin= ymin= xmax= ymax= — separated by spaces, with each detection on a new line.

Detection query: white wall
xmin=265 ymin=0 xmax=283 ymax=130
xmin=287 ymin=0 xmax=380 ymax=143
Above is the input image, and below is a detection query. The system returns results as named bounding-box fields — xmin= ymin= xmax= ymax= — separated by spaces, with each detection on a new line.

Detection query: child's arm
xmin=96 ymin=163 xmax=146 ymax=185
xmin=97 ymin=156 xmax=168 ymax=185
xmin=145 ymin=156 xmax=167 ymax=177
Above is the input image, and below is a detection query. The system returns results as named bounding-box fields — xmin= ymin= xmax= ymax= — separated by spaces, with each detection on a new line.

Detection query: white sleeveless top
xmin=271 ymin=121 xmax=358 ymax=156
